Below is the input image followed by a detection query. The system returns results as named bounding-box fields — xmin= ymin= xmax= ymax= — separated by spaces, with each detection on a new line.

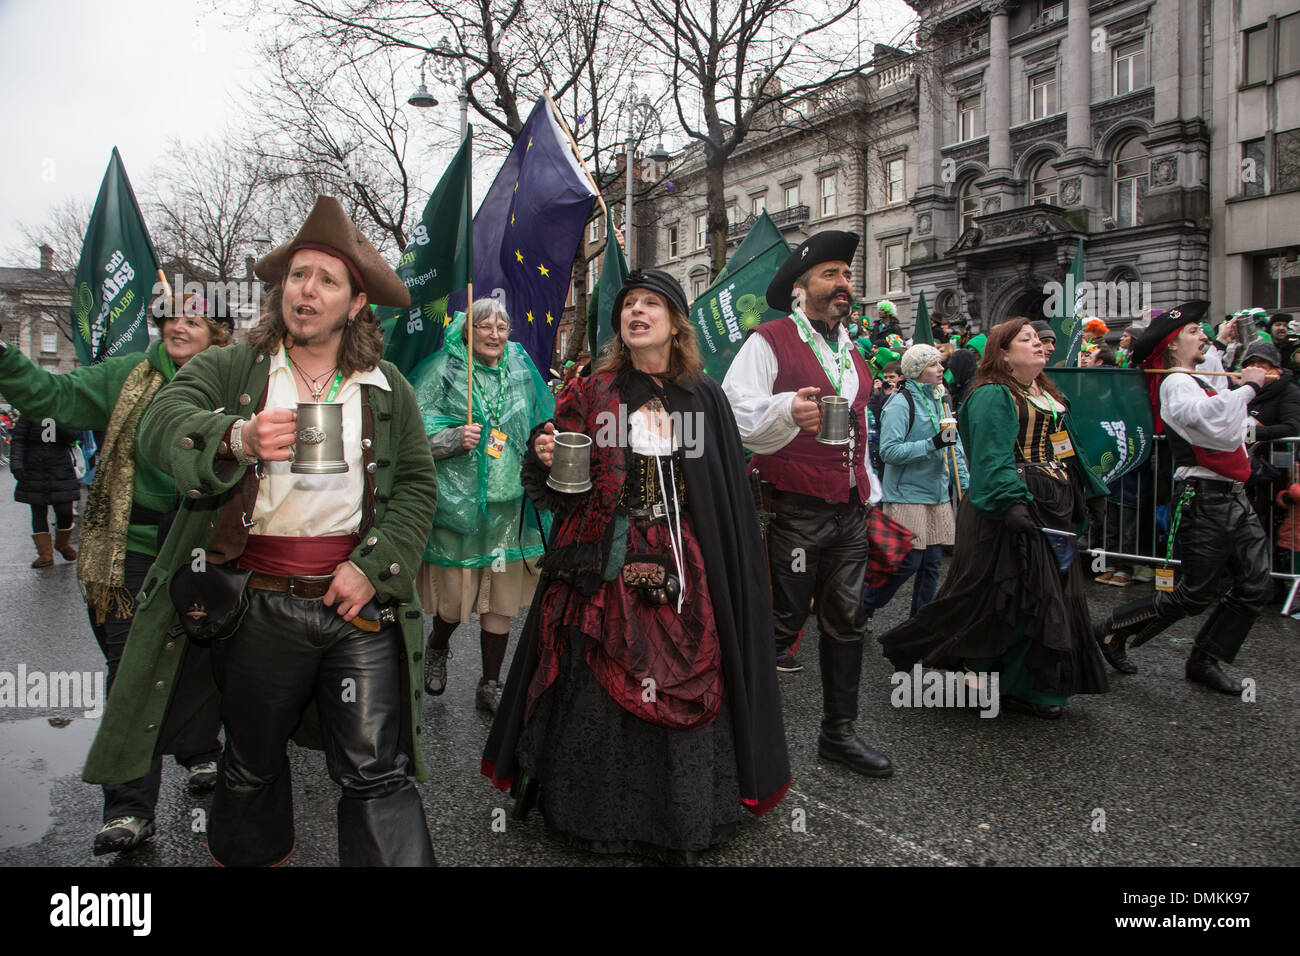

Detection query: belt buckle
xmin=1230 ymin=481 xmax=1244 ymax=494
xmin=650 ymin=502 xmax=666 ymax=519
xmin=288 ymin=574 xmax=331 ymax=598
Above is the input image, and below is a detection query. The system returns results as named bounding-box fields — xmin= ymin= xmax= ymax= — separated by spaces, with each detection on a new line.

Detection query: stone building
xmin=904 ymin=0 xmax=1211 ymax=333
xmin=1210 ymin=0 xmax=1300 ymax=319
xmin=638 ymin=48 xmax=922 ymax=331
xmin=0 ymin=245 xmax=79 ymax=388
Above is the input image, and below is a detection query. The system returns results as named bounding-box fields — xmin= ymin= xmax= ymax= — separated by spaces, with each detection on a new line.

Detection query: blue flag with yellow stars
xmin=472 ymin=95 xmax=596 ymax=374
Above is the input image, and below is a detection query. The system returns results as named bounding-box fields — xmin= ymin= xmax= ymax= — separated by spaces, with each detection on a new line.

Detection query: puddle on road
xmin=0 ymin=716 xmax=99 ymax=849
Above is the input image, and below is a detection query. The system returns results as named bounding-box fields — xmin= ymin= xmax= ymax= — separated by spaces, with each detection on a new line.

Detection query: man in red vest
xmin=723 ymin=231 xmax=892 ymax=778
xmin=1094 ymin=300 xmax=1271 ymax=693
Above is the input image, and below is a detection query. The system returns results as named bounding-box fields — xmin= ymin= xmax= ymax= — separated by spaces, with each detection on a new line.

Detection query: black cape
xmin=482 ymin=369 xmax=792 ymax=813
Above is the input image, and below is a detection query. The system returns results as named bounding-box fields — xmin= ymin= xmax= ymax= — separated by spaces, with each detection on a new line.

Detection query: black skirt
xmin=878 ymin=466 xmax=1109 ymax=697
xmin=515 ymin=626 xmax=741 ymax=863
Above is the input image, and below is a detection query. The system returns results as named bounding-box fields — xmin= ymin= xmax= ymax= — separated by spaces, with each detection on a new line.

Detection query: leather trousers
xmin=209 ymin=590 xmax=434 ymax=866
xmin=1103 ymin=483 xmax=1272 ymax=661
xmin=767 ymin=488 xmax=871 ymax=651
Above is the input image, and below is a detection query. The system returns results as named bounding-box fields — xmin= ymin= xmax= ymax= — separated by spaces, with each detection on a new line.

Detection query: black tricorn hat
xmin=255 ymin=196 xmax=410 ymax=308
xmin=1129 ymin=299 xmax=1209 ymax=368
xmin=765 ymin=230 xmax=859 ymax=314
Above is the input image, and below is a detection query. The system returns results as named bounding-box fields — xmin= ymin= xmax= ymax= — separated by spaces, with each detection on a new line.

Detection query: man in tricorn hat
xmin=723 ymin=230 xmax=893 ymax=778
xmin=1093 ymin=300 xmax=1270 ymax=692
xmin=82 ymin=196 xmax=439 ymax=865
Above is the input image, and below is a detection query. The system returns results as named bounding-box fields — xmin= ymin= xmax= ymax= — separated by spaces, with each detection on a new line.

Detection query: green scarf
xmin=79 ymin=359 xmax=165 ymax=623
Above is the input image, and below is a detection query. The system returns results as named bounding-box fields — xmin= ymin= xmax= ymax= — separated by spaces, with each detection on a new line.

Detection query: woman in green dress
xmin=879 ymin=316 xmax=1111 ymax=717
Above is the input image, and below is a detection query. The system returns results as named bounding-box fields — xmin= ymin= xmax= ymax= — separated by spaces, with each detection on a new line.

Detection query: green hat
xmin=967 ymin=333 xmax=987 ymax=357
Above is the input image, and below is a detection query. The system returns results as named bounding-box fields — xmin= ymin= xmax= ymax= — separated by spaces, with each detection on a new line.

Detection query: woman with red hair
xmin=879 ymin=317 xmax=1111 ymax=718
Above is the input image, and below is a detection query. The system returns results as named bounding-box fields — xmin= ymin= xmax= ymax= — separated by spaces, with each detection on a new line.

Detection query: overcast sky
xmin=0 ymin=0 xmax=917 ymax=266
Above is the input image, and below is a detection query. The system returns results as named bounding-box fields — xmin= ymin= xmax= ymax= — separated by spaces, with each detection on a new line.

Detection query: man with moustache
xmin=723 ymin=231 xmax=892 ymax=779
xmin=82 ymin=196 xmax=438 ymax=865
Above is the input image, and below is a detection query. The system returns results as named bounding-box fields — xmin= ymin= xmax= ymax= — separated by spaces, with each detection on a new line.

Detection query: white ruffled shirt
xmin=1159 ymin=370 xmax=1253 ymax=481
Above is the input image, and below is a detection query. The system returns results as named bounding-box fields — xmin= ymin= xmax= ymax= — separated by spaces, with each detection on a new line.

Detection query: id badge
xmin=486 ymin=428 xmax=507 ymax=459
xmin=1154 ymin=566 xmax=1175 ymax=592
xmin=1049 ymin=429 xmax=1075 ymax=458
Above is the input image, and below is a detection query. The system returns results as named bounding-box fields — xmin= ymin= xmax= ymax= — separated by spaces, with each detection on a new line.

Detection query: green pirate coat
xmin=81 ymin=342 xmax=438 ymax=785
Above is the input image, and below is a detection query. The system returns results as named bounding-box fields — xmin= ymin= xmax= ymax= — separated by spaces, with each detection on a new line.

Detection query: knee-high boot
xmin=817 ymin=638 xmax=893 ymax=778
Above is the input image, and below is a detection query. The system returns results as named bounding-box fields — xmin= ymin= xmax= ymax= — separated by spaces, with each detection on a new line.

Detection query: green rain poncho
xmin=410 ymin=313 xmax=554 ymax=568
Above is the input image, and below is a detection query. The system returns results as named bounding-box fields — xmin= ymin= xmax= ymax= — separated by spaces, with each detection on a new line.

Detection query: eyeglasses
xmin=473 ymin=323 xmax=510 ymax=335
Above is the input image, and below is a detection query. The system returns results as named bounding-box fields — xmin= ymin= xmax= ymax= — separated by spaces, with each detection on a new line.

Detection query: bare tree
xmin=621 ymin=0 xmax=870 ymax=275
xmin=6 ymin=197 xmax=93 ymax=346
xmin=148 ymin=139 xmax=271 ymax=282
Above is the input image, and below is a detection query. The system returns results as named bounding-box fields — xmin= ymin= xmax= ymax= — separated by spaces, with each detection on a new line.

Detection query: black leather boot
xmin=1185 ymin=605 xmax=1252 ymax=695
xmin=817 ymin=639 xmax=893 ymax=778
xmin=1094 ymin=624 xmax=1137 ymax=674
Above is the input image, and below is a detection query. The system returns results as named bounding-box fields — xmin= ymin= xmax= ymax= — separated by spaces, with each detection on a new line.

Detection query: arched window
xmin=1029 ymin=158 xmax=1058 ymax=206
xmin=1113 ymin=138 xmax=1149 ymax=228
xmin=959 ymin=178 xmax=980 ymax=234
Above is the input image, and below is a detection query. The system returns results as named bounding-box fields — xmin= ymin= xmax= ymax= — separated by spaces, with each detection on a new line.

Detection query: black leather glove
xmin=1087 ymin=496 xmax=1107 ymax=530
xmin=1003 ymin=503 xmax=1038 ymax=534
xmin=931 ymin=429 xmax=957 ymax=449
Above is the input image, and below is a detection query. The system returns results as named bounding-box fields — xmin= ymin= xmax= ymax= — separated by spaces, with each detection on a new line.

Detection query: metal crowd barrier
xmin=1086 ymin=435 xmax=1300 ymax=617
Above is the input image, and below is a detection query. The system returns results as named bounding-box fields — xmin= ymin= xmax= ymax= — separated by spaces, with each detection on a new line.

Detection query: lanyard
xmin=1016 ymin=383 xmax=1062 ymax=430
xmin=480 ymin=365 xmax=507 ymax=429
xmin=792 ymin=309 xmax=851 ymax=395
xmin=286 ymin=352 xmax=344 ymax=402
xmin=1165 ymin=485 xmax=1196 ymax=565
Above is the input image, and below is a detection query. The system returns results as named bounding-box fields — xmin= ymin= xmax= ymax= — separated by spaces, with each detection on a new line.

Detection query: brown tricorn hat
xmin=254 ymin=196 xmax=410 ymax=308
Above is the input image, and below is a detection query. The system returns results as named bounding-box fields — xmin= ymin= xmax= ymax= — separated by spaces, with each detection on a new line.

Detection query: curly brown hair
xmin=245 ymin=279 xmax=383 ymax=377
xmin=595 ymin=301 xmax=703 ymax=385
xmin=972 ymin=315 xmax=1065 ymax=402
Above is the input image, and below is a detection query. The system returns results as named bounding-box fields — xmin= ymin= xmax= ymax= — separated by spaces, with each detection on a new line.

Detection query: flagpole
xmin=466 ymin=282 xmax=475 ymax=424
xmin=543 ymin=89 xmax=608 ymax=218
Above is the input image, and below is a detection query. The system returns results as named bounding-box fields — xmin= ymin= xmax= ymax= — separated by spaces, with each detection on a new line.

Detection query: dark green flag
xmin=688 ymin=211 xmax=791 ymax=381
xmin=381 ymin=128 xmax=473 ymax=381
xmin=71 ymin=148 xmax=161 ymax=366
xmin=589 ymin=206 xmax=628 ymax=361
xmin=911 ymin=289 xmax=934 ymax=345
xmin=1048 ymin=238 xmax=1086 ymax=368
xmin=1045 ymin=367 xmax=1153 ymax=484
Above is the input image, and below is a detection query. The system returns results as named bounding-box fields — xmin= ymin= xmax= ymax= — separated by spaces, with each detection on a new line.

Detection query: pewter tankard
xmin=291 ymin=402 xmax=348 ymax=474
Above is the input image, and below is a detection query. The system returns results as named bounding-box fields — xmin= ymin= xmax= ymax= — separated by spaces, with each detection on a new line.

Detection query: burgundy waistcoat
xmin=750 ymin=316 xmax=873 ymax=502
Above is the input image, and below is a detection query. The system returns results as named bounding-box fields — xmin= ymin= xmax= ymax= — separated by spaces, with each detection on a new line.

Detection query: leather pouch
xmin=621 ymin=553 xmax=680 ymax=606
xmin=170 ymin=561 xmax=252 ymax=645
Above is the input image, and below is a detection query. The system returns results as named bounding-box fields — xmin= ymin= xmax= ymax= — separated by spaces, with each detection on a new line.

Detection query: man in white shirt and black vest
xmin=723 ymin=231 xmax=892 ymax=778
xmin=1094 ymin=300 xmax=1271 ymax=693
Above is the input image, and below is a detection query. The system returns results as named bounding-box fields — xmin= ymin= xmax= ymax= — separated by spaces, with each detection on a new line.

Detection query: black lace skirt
xmin=515 ymin=624 xmax=741 ymax=863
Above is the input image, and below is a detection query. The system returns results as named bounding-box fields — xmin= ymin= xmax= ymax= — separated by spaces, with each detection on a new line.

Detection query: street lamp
xmin=621 ymin=83 xmax=666 ymax=269
xmin=407 ymin=37 xmax=469 ymax=139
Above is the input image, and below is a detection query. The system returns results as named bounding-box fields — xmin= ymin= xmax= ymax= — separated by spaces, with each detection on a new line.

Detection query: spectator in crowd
xmin=8 ymin=414 xmax=80 ymax=568
xmin=1031 ymin=321 xmax=1056 ymax=365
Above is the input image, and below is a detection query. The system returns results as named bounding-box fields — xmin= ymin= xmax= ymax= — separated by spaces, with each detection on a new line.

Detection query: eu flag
xmin=473 ymin=95 xmax=596 ymax=374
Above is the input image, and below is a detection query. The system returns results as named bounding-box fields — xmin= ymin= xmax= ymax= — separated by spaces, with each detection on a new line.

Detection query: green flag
xmin=688 ymin=211 xmax=791 ymax=381
xmin=1045 ymin=367 xmax=1153 ymax=483
xmin=1048 ymin=238 xmax=1086 ymax=368
xmin=381 ymin=128 xmax=474 ymax=381
xmin=911 ymin=289 xmax=934 ymax=345
xmin=589 ymin=206 xmax=628 ymax=361
xmin=71 ymin=148 xmax=161 ymax=366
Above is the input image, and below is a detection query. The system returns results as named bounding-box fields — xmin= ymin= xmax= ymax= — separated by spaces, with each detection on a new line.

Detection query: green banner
xmin=590 ymin=206 xmax=628 ymax=360
xmin=911 ymin=289 xmax=933 ymax=345
xmin=1046 ymin=367 xmax=1153 ymax=484
xmin=71 ymin=148 xmax=160 ymax=366
xmin=688 ymin=211 xmax=790 ymax=381
xmin=381 ymin=128 xmax=474 ymax=382
xmin=1048 ymin=238 xmax=1085 ymax=368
